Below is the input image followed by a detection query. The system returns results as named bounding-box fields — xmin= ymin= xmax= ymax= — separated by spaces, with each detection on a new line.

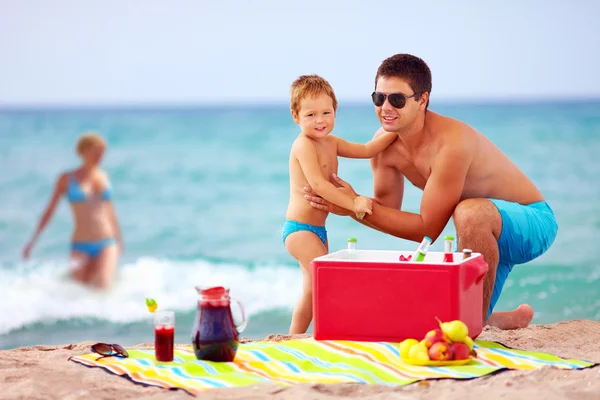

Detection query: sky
xmin=1 ymin=0 xmax=599 ymax=106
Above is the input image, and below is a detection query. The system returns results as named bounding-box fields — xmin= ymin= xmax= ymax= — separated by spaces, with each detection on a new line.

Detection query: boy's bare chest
xmin=314 ymin=143 xmax=338 ymax=177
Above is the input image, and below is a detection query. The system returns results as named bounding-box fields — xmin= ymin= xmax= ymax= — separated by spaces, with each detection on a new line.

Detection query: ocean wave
xmin=0 ymin=256 xmax=302 ymax=335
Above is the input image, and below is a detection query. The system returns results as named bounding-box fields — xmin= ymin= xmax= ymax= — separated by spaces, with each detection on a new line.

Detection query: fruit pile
xmin=399 ymin=319 xmax=477 ymax=365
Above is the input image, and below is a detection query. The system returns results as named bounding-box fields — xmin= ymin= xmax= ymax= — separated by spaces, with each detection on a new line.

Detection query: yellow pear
xmin=437 ymin=318 xmax=469 ymax=342
xmin=408 ymin=342 xmax=430 ymax=363
xmin=399 ymin=338 xmax=419 ymax=360
xmin=463 ymin=335 xmax=474 ymax=351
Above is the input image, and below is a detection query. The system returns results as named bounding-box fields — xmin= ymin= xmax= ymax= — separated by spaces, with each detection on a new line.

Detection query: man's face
xmin=374 ymin=76 xmax=424 ymax=133
xmin=292 ymin=93 xmax=336 ymax=140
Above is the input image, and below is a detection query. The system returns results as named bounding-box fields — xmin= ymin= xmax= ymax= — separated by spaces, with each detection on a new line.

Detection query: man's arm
xmin=362 ymin=140 xmax=472 ymax=242
xmin=334 ymin=131 xmax=397 ymax=159
xmin=347 ymin=148 xmax=405 ymax=232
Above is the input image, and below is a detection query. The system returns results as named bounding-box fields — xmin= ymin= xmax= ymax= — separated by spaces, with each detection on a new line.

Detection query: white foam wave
xmin=0 ymin=257 xmax=301 ymax=335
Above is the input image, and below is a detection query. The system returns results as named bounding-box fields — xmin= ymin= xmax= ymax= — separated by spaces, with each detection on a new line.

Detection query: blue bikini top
xmin=67 ymin=174 xmax=112 ymax=203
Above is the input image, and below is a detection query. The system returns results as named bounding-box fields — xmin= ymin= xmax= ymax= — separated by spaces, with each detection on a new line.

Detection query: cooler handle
xmin=463 ymin=257 xmax=489 ymax=290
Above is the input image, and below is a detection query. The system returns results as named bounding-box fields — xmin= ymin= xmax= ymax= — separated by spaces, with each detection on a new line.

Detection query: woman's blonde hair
xmin=76 ymin=132 xmax=106 ymax=155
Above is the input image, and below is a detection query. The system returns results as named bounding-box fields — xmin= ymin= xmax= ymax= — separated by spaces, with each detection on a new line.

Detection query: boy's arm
xmin=295 ymin=137 xmax=360 ymax=212
xmin=335 ymin=130 xmax=397 ymax=159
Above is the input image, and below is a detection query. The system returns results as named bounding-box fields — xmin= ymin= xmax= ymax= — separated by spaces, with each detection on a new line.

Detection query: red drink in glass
xmin=155 ymin=326 xmax=175 ymax=362
xmin=154 ymin=311 xmax=175 ymax=362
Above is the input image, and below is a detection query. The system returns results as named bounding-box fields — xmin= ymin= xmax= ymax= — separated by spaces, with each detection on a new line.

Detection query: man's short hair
xmin=376 ymin=54 xmax=432 ymax=109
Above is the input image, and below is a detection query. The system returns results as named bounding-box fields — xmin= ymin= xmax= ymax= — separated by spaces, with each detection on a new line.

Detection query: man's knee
xmin=453 ymin=199 xmax=502 ymax=239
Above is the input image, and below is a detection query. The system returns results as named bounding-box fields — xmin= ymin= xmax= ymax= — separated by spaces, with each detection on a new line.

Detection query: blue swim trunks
xmin=282 ymin=220 xmax=327 ymax=245
xmin=71 ymin=238 xmax=116 ymax=259
xmin=457 ymin=200 xmax=558 ymax=317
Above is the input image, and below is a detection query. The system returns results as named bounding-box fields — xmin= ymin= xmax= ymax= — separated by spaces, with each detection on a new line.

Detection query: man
xmin=303 ymin=54 xmax=558 ymax=329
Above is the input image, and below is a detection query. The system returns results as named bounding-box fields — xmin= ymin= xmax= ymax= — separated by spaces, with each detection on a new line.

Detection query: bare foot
xmin=486 ymin=304 xmax=534 ymax=330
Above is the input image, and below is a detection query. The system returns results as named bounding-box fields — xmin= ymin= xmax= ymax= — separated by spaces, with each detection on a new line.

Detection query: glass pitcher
xmin=191 ymin=286 xmax=247 ymax=362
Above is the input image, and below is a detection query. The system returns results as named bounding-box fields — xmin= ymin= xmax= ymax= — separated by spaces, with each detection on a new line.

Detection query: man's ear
xmin=419 ymin=92 xmax=429 ymax=110
xmin=291 ymin=109 xmax=300 ymax=124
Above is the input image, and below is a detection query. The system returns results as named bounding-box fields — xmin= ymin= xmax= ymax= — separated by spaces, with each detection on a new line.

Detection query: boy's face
xmin=292 ymin=93 xmax=336 ymax=139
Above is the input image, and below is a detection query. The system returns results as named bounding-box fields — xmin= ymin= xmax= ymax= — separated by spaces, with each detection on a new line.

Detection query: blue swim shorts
xmin=461 ymin=200 xmax=558 ymax=317
xmin=282 ymin=220 xmax=327 ymax=245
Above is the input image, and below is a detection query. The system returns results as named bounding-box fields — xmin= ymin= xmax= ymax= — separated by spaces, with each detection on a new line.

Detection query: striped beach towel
xmin=69 ymin=338 xmax=596 ymax=396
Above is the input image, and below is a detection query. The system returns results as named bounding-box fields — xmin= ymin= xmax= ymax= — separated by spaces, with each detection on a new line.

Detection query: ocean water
xmin=1 ymin=101 xmax=599 ymax=350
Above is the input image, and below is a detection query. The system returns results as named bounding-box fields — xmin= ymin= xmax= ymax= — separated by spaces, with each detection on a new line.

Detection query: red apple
xmin=424 ymin=329 xmax=446 ymax=348
xmin=450 ymin=342 xmax=470 ymax=360
xmin=428 ymin=342 xmax=452 ymax=361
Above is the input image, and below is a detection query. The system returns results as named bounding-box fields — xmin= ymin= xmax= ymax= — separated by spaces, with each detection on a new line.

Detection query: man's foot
xmin=486 ymin=304 xmax=534 ymax=330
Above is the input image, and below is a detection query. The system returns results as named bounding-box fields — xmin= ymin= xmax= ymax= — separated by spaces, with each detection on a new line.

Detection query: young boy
xmin=283 ymin=74 xmax=397 ymax=334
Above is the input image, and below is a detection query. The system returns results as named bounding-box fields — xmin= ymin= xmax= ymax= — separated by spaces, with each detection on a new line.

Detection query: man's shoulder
xmin=430 ymin=111 xmax=476 ymax=134
xmin=429 ymin=113 xmax=477 ymax=144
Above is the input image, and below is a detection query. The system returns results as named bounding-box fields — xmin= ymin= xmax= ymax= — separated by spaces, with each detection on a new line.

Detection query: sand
xmin=1 ymin=320 xmax=599 ymax=400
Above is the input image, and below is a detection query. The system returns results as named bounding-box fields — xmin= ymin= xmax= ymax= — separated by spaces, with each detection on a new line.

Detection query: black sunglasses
xmin=91 ymin=343 xmax=129 ymax=361
xmin=371 ymin=91 xmax=421 ymax=109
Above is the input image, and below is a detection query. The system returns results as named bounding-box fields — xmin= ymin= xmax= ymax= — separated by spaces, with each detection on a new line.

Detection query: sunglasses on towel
xmin=371 ymin=91 xmax=422 ymax=109
xmin=91 ymin=343 xmax=129 ymax=361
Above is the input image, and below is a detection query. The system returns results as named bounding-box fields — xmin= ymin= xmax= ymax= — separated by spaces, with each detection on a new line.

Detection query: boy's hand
xmin=353 ymin=196 xmax=373 ymax=218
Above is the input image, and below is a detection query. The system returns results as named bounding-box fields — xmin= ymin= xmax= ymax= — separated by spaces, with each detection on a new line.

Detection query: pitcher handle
xmin=231 ymin=297 xmax=248 ymax=333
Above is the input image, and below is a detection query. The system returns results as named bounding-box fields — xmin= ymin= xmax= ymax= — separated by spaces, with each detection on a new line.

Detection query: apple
xmin=424 ymin=328 xmax=447 ymax=348
xmin=450 ymin=342 xmax=470 ymax=360
xmin=428 ymin=342 xmax=452 ymax=361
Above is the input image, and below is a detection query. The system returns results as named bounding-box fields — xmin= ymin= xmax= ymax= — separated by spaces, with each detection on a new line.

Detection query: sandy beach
xmin=1 ymin=320 xmax=599 ymax=400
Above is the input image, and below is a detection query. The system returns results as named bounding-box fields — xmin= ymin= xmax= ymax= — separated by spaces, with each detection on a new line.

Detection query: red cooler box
xmin=310 ymin=249 xmax=488 ymax=342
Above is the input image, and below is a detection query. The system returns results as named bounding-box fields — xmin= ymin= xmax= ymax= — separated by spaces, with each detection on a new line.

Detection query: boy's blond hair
xmin=76 ymin=132 xmax=106 ymax=155
xmin=290 ymin=74 xmax=338 ymax=116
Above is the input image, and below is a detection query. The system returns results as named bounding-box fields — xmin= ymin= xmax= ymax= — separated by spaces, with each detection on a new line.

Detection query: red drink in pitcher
xmin=154 ymin=311 xmax=175 ymax=362
xmin=191 ymin=286 xmax=247 ymax=362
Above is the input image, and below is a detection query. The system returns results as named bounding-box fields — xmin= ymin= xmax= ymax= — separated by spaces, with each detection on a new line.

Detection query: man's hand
xmin=303 ymin=173 xmax=358 ymax=217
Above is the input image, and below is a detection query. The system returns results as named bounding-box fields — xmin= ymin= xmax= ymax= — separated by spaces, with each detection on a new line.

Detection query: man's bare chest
xmin=385 ymin=150 xmax=431 ymax=190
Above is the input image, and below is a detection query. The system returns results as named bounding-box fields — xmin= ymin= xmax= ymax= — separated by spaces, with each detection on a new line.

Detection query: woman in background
xmin=22 ymin=133 xmax=124 ymax=290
